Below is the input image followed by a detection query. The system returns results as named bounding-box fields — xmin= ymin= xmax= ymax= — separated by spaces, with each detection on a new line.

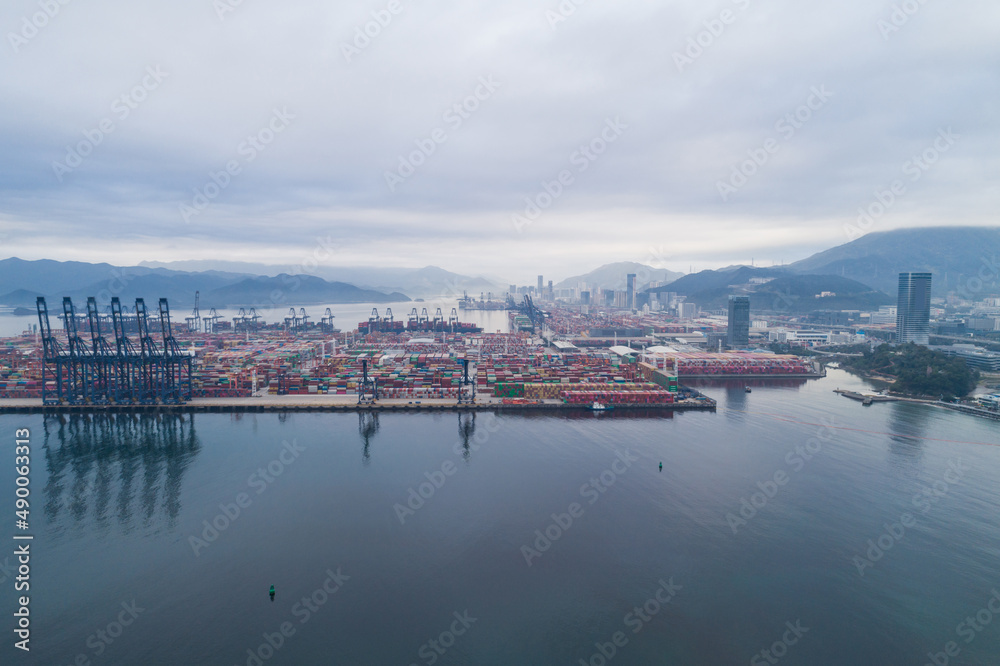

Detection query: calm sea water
xmin=1 ymin=368 xmax=999 ymax=665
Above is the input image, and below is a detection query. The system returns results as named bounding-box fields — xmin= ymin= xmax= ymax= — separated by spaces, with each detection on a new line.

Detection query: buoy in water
xmin=658 ymin=462 xmax=663 ymax=472
xmin=269 ymin=585 xmax=275 ymax=599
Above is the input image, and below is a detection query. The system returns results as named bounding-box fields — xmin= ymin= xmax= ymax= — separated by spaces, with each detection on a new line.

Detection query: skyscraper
xmin=896 ymin=272 xmax=932 ymax=344
xmin=626 ymin=273 xmax=636 ymax=310
xmin=537 ymin=275 xmax=543 ymax=293
xmin=727 ymin=296 xmax=750 ymax=348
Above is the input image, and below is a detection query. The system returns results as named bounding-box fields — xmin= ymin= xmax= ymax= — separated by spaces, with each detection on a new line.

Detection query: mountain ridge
xmin=0 ymin=258 xmax=407 ymax=308
xmin=788 ymin=226 xmax=1000 ymax=295
xmin=554 ymin=262 xmax=684 ymax=291
xmin=139 ymin=260 xmax=504 ymax=299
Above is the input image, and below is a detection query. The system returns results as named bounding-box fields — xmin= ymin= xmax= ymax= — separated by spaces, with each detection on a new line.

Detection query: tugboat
xmin=744 ymin=386 xmax=752 ymax=393
xmin=589 ymin=401 xmax=612 ymax=412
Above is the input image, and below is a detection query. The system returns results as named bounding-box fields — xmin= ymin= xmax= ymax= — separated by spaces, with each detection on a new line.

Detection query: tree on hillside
xmin=844 ymin=343 xmax=978 ymax=399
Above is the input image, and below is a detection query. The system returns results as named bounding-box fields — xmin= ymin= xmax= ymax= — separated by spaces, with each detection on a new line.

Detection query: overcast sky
xmin=0 ymin=0 xmax=997 ymax=283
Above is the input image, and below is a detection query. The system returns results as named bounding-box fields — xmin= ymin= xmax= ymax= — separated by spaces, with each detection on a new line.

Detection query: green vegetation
xmin=842 ymin=343 xmax=979 ymax=399
xmin=654 ymin=267 xmax=893 ymax=314
xmin=766 ymin=343 xmax=820 ymax=357
xmin=815 ymin=343 xmax=872 ymax=354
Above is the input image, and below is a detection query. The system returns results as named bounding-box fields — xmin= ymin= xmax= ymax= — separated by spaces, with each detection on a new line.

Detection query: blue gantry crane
xmin=36 ymin=295 xmax=191 ymax=405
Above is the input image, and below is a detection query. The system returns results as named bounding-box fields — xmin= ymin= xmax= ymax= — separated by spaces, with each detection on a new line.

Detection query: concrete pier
xmin=0 ymin=395 xmax=717 ymax=415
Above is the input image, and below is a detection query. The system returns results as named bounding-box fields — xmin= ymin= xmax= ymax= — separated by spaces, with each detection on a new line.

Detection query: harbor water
xmin=1 ymin=368 xmax=998 ymax=664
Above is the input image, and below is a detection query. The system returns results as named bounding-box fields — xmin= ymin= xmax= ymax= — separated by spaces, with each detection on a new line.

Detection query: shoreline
xmin=833 ymin=386 xmax=1000 ymax=422
xmin=0 ymin=395 xmax=717 ymax=415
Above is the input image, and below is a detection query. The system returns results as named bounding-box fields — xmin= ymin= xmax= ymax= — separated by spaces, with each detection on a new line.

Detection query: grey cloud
xmin=0 ymin=0 xmax=997 ymax=279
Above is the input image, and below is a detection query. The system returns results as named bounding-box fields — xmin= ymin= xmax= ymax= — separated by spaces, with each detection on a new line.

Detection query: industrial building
xmin=967 ymin=317 xmax=1000 ymax=332
xmin=770 ymin=329 xmax=831 ymax=345
xmin=930 ymin=344 xmax=1000 ymax=372
xmin=869 ymin=306 xmax=897 ymax=326
xmin=977 ymin=394 xmax=1000 ymax=410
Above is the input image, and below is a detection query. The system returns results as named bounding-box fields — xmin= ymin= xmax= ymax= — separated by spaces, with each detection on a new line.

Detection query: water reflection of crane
xmin=359 ymin=412 xmax=379 ymax=465
xmin=42 ymin=413 xmax=200 ymax=531
xmin=458 ymin=412 xmax=475 ymax=461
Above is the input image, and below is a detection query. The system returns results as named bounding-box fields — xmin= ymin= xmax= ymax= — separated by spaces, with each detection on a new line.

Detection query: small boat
xmin=589 ymin=401 xmax=612 ymax=412
xmin=744 ymin=387 xmax=752 ymax=393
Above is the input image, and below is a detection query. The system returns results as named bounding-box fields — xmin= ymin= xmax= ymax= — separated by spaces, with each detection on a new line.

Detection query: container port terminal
xmin=0 ymin=295 xmax=826 ymax=414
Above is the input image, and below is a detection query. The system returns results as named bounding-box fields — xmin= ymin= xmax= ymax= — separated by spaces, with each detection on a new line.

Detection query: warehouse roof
xmin=608 ymin=345 xmax=639 ymax=357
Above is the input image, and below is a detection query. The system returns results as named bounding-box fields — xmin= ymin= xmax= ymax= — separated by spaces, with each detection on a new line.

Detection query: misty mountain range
xmin=0 ymin=259 xmax=409 ymax=309
xmin=0 ymin=227 xmax=996 ymax=310
xmin=554 ymin=262 xmax=685 ymax=291
xmin=785 ymin=226 xmax=1000 ymax=295
xmin=138 ymin=261 xmax=505 ymax=300
xmin=640 ymin=227 xmax=999 ymax=312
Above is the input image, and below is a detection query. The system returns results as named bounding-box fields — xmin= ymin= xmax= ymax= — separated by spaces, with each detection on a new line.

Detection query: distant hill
xmin=205 ymin=275 xmax=409 ymax=307
xmin=67 ymin=272 xmax=243 ymax=308
xmin=0 ymin=288 xmax=45 ymax=307
xmin=647 ymin=266 xmax=790 ymax=297
xmin=0 ymin=257 xmax=141 ymax=295
xmin=140 ymin=260 xmax=505 ymax=299
xmin=555 ymin=262 xmax=684 ymax=291
xmin=646 ymin=267 xmax=891 ymax=313
xmin=0 ymin=258 xmax=407 ymax=309
xmin=788 ymin=226 xmax=1000 ymax=295
xmin=386 ymin=266 xmax=499 ymax=299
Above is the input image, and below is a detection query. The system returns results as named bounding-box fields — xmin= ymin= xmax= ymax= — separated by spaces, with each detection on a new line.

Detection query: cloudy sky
xmin=1 ymin=0 xmax=997 ymax=283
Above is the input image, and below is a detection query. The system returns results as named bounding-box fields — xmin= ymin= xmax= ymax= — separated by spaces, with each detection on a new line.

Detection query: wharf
xmin=0 ymin=395 xmax=717 ymax=415
xmin=834 ymin=390 xmax=897 ymax=403
xmin=834 ymin=390 xmax=1000 ymax=421
xmin=682 ymin=373 xmax=824 ymax=379
xmin=937 ymin=402 xmax=1000 ymax=421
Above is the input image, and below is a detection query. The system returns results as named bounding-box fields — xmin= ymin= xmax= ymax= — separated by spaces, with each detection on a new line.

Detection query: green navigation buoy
xmin=659 ymin=462 xmax=663 ymax=472
xmin=269 ymin=585 xmax=275 ymax=598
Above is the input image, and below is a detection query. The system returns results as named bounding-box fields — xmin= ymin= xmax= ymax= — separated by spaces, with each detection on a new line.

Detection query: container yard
xmin=0 ymin=299 xmax=823 ymax=412
xmin=664 ymin=352 xmax=815 ymax=377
